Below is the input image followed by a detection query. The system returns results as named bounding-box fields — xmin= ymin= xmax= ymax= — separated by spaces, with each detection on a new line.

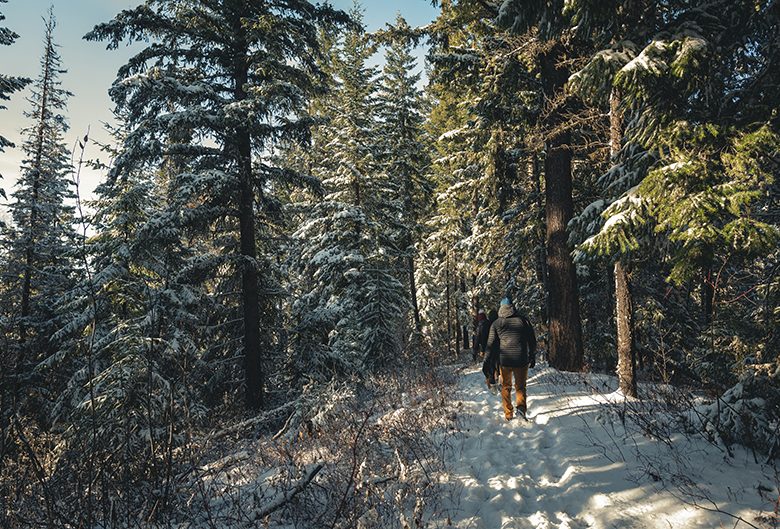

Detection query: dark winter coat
xmin=486 ymin=305 xmax=537 ymax=368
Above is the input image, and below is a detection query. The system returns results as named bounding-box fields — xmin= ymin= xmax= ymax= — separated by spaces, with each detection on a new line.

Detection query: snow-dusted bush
xmin=174 ymin=366 xmax=459 ymax=529
xmin=688 ymin=366 xmax=780 ymax=459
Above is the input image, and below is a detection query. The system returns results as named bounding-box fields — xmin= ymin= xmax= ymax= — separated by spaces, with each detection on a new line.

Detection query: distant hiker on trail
xmin=471 ymin=309 xmax=487 ymax=362
xmin=486 ymin=298 xmax=537 ymax=421
xmin=481 ymin=309 xmax=499 ymax=385
xmin=472 ymin=309 xmax=490 ymax=362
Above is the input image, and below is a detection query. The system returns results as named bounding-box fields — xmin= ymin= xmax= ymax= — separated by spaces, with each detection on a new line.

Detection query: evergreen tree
xmin=496 ymin=0 xmax=587 ymax=372
xmin=43 ymin=121 xmax=212 ymax=523
xmin=425 ymin=0 xmax=572 ymax=358
xmin=1 ymin=9 xmax=77 ymax=406
xmin=423 ymin=0 xmax=506 ymax=356
xmin=87 ymin=0 xmax=348 ymax=409
xmin=376 ymin=15 xmax=431 ymax=343
xmin=0 ymin=0 xmax=29 ymax=469
xmin=289 ymin=8 xmax=406 ymax=375
xmin=564 ymin=3 xmax=658 ymax=397
xmin=570 ymin=0 xmax=780 ymax=388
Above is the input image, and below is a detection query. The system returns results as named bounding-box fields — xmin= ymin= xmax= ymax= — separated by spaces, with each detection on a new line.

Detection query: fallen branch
xmin=204 ymin=402 xmax=296 ymax=443
xmin=247 ymin=463 xmax=324 ymax=525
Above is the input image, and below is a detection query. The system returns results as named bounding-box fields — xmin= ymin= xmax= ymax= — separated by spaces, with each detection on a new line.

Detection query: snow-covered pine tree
xmin=42 ymin=117 xmax=212 ymax=524
xmin=564 ymin=1 xmax=659 ymax=397
xmin=571 ymin=0 xmax=780 ymax=389
xmin=421 ymin=1 xmax=499 ymax=356
xmin=87 ymin=0 xmax=348 ymax=409
xmin=376 ymin=15 xmax=431 ymax=347
xmin=497 ymin=0 xmax=586 ymax=372
xmin=422 ymin=0 xmax=550 ymax=356
xmin=1 ymin=9 xmax=78 ymax=409
xmin=289 ymin=8 xmax=406 ymax=375
xmin=618 ymin=0 xmax=780 ymax=441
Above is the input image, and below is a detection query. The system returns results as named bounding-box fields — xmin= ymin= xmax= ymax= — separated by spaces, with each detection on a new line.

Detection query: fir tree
xmin=87 ymin=0 xmax=349 ymax=409
xmin=2 ymin=9 xmax=77 ymax=404
xmin=496 ymin=0 xmax=586 ymax=372
xmin=423 ymin=0 xmax=501 ymax=356
xmin=570 ymin=0 xmax=780 ymax=387
xmin=0 ymin=0 xmax=30 ymax=474
xmin=43 ymin=120 xmax=212 ymax=523
xmin=424 ymin=0 xmax=558 ymax=356
xmin=289 ymin=8 xmax=406 ymax=374
xmin=376 ymin=15 xmax=431 ymax=342
xmin=564 ymin=3 xmax=658 ymax=397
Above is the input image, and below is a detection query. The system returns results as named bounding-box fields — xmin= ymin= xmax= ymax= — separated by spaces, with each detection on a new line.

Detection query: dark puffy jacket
xmin=486 ymin=304 xmax=537 ymax=368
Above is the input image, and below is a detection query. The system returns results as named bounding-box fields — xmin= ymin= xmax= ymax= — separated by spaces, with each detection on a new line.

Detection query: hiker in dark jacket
xmin=486 ymin=298 xmax=537 ymax=420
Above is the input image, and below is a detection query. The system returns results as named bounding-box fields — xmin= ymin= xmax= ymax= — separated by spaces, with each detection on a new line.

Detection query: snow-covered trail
xmin=439 ymin=364 xmax=777 ymax=529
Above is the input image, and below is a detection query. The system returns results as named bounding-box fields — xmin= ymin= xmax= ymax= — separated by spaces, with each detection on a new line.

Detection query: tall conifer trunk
xmin=446 ymin=256 xmax=453 ymax=357
xmin=701 ymin=268 xmax=714 ymax=325
xmin=408 ymin=254 xmax=421 ymax=333
xmin=615 ymin=260 xmax=636 ymax=395
xmin=232 ymin=16 xmax=263 ymax=410
xmin=541 ymin=44 xmax=584 ymax=371
xmin=531 ymin=155 xmax=548 ymax=323
xmin=610 ymin=87 xmax=638 ymax=397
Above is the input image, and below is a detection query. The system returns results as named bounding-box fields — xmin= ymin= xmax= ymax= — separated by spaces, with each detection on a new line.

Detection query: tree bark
xmin=408 ymin=255 xmax=421 ymax=333
xmin=701 ymin=267 xmax=714 ymax=326
xmin=446 ymin=255 xmax=453 ymax=357
xmin=615 ymin=260 xmax=637 ymax=397
xmin=610 ymin=86 xmax=637 ymax=397
xmin=455 ymin=281 xmax=462 ymax=356
xmin=531 ymin=155 xmax=549 ymax=325
xmin=541 ymin=44 xmax=584 ymax=372
xmin=233 ymin=23 xmax=263 ymax=410
xmin=460 ymin=275 xmax=469 ymax=349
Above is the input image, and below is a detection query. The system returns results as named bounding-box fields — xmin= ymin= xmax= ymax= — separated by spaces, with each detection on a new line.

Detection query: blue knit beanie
xmin=500 ymin=297 xmax=512 ymax=306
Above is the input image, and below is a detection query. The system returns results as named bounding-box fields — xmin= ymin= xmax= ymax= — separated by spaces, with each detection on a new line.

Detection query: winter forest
xmin=0 ymin=0 xmax=779 ymax=527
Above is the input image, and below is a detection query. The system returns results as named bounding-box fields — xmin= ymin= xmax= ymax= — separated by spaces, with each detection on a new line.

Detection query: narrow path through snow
xmin=439 ymin=364 xmax=776 ymax=529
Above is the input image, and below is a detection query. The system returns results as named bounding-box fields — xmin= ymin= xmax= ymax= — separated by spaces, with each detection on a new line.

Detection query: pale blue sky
xmin=0 ymin=0 xmax=438 ymax=206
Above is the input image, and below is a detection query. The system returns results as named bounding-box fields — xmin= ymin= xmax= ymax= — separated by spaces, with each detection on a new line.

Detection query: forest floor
xmin=436 ymin=363 xmax=779 ymax=529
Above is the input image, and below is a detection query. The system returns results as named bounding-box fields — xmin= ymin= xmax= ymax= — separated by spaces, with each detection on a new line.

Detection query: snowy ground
xmin=438 ymin=364 xmax=779 ymax=529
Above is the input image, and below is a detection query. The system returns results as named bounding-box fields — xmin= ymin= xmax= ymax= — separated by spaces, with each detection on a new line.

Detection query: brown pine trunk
xmin=610 ymin=87 xmax=637 ymax=397
xmin=455 ymin=281 xmax=462 ymax=357
xmin=541 ymin=44 xmax=584 ymax=372
xmin=233 ymin=23 xmax=263 ymax=410
xmin=460 ymin=275 xmax=469 ymax=349
xmin=531 ymin=155 xmax=548 ymax=325
xmin=408 ymin=255 xmax=421 ymax=333
xmin=701 ymin=267 xmax=714 ymax=326
xmin=615 ymin=260 xmax=637 ymax=397
xmin=446 ymin=256 xmax=453 ymax=357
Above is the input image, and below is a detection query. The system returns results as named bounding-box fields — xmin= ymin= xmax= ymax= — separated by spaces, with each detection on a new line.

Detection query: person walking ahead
xmin=486 ymin=298 xmax=537 ymax=420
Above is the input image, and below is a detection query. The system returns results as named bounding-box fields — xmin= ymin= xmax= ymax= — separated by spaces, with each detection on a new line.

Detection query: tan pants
xmin=500 ymin=366 xmax=528 ymax=420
